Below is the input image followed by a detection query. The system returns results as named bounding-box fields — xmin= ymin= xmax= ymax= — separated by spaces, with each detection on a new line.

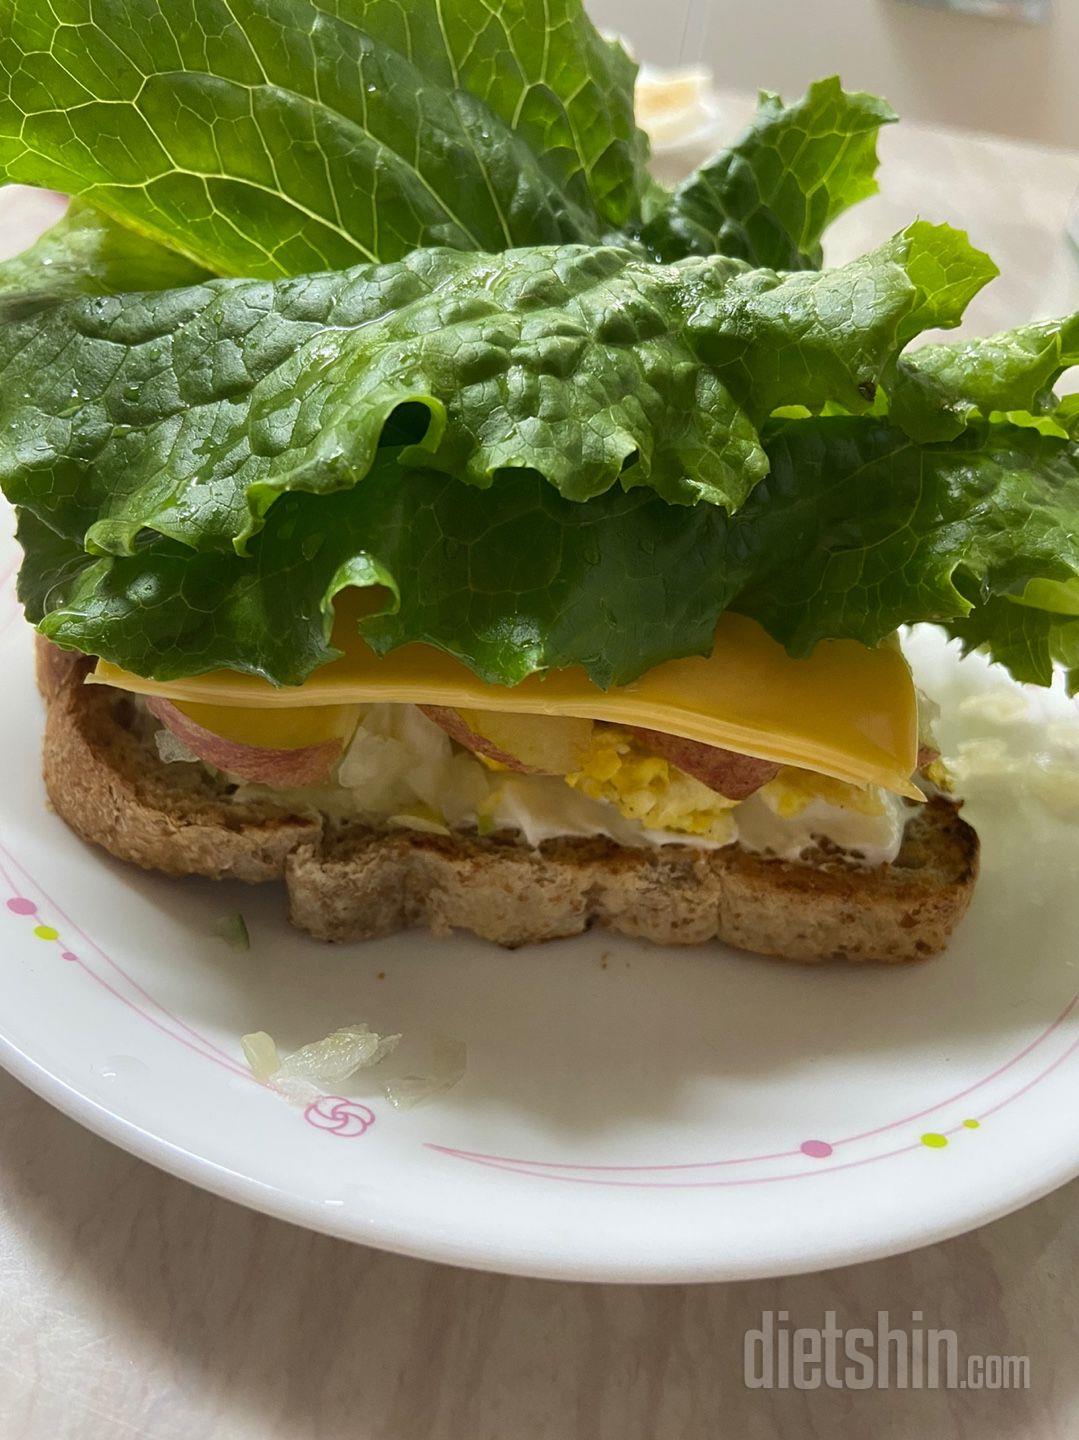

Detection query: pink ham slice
xmin=418 ymin=705 xmax=542 ymax=773
xmin=423 ymin=704 xmax=779 ymax=801
xmin=627 ymin=726 xmax=780 ymax=801
xmin=147 ymin=698 xmax=343 ymax=787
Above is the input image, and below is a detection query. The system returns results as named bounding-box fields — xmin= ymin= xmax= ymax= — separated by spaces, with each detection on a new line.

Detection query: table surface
xmin=2 ymin=104 xmax=1078 ymax=1440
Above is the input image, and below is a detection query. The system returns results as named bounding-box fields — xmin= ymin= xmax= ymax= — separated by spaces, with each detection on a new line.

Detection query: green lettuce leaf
xmin=346 ymin=3 xmax=651 ymax=229
xmin=0 ymin=201 xmax=210 ymax=317
xmin=0 ymin=0 xmax=652 ymax=275
xmin=730 ymin=419 xmax=1079 ymax=658
xmin=0 ymin=227 xmax=975 ymax=558
xmin=947 ymin=595 xmax=1079 ymax=694
xmin=19 ymin=465 xmax=735 ymax=688
xmin=890 ymin=222 xmax=999 ymax=345
xmin=891 ymin=313 xmax=1079 ymax=441
xmin=20 ymin=418 xmax=1079 ymax=690
xmin=641 ymin=78 xmax=897 ymax=269
xmin=14 ymin=508 xmax=97 ymax=626
xmin=2 ymin=41 xmax=1075 ymax=697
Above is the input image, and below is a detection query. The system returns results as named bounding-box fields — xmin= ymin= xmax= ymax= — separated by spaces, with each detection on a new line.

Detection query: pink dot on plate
xmin=60 ymin=951 xmax=78 ymax=962
xmin=6 ymin=897 xmax=36 ymax=916
xmin=800 ymin=1139 xmax=833 ymax=1159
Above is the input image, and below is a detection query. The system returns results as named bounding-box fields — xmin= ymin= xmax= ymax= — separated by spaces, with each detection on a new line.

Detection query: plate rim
xmin=4 ymin=587 xmax=1079 ymax=1280
xmin=4 ymin=1013 xmax=1079 ymax=1284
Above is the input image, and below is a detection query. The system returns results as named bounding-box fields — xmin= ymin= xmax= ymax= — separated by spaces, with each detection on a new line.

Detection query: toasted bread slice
xmin=37 ymin=638 xmax=979 ymax=962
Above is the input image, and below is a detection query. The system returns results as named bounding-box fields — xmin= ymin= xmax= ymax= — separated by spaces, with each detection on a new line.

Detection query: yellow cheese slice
xmin=170 ymin=699 xmax=362 ymax=752
xmin=90 ymin=610 xmax=920 ymax=797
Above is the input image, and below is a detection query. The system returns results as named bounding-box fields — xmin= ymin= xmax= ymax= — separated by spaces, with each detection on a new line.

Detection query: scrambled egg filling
xmin=185 ymin=700 xmax=913 ymax=862
xmin=760 ymin=768 xmax=888 ymax=819
xmin=562 ymin=726 xmax=890 ymax=844
xmin=565 ymin=726 xmax=738 ymax=842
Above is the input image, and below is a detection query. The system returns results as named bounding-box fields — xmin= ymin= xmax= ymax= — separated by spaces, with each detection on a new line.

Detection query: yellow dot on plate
xmin=921 ymin=1132 xmax=949 ymax=1149
xmin=32 ymin=924 xmax=58 ymax=941
xmin=963 ymin=1118 xmax=980 ymax=1130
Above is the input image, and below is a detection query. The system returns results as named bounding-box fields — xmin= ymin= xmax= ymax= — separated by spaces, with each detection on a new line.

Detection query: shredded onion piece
xmin=386 ymin=811 xmax=452 ymax=836
xmin=241 ymin=1031 xmax=280 ymax=1083
xmin=385 ymin=1036 xmax=467 ymax=1109
xmin=214 ymin=913 xmax=250 ymax=950
xmin=276 ymin=1023 xmax=400 ymax=1081
xmin=155 ymin=727 xmax=199 ymax=764
xmin=241 ymin=1023 xmax=401 ymax=1103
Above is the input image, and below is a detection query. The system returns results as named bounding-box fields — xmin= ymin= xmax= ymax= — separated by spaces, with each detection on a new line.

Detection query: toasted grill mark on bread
xmin=37 ymin=638 xmax=978 ymax=962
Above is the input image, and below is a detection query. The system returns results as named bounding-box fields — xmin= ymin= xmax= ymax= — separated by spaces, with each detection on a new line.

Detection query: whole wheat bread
xmin=37 ymin=638 xmax=979 ymax=962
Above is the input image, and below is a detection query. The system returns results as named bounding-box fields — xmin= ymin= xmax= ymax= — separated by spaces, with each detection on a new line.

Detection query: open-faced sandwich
xmin=1 ymin=0 xmax=1076 ymax=961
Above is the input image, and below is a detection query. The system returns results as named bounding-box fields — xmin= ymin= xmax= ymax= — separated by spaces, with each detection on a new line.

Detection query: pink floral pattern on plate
xmin=303 ymin=1096 xmax=376 ymax=1138
xmin=0 ymin=843 xmax=376 ymax=1137
xmin=1 ymin=562 xmax=1077 ymax=1187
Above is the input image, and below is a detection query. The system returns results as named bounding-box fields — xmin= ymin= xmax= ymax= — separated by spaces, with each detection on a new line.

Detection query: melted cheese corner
xmin=90 ymin=612 xmax=921 ymax=797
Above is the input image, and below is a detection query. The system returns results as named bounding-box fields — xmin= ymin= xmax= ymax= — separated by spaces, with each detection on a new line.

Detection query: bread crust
xmin=37 ymin=640 xmax=321 ymax=882
xmin=37 ymin=637 xmax=979 ymax=962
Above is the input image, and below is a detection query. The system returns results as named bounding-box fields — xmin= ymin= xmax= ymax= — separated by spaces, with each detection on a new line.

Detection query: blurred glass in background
xmin=589 ymin=0 xmax=1074 ymax=150
xmin=897 ymin=0 xmax=1048 ymax=18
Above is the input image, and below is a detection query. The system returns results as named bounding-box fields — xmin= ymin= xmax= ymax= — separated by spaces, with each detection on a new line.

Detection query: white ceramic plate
xmin=3 ymin=499 xmax=1079 ymax=1282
